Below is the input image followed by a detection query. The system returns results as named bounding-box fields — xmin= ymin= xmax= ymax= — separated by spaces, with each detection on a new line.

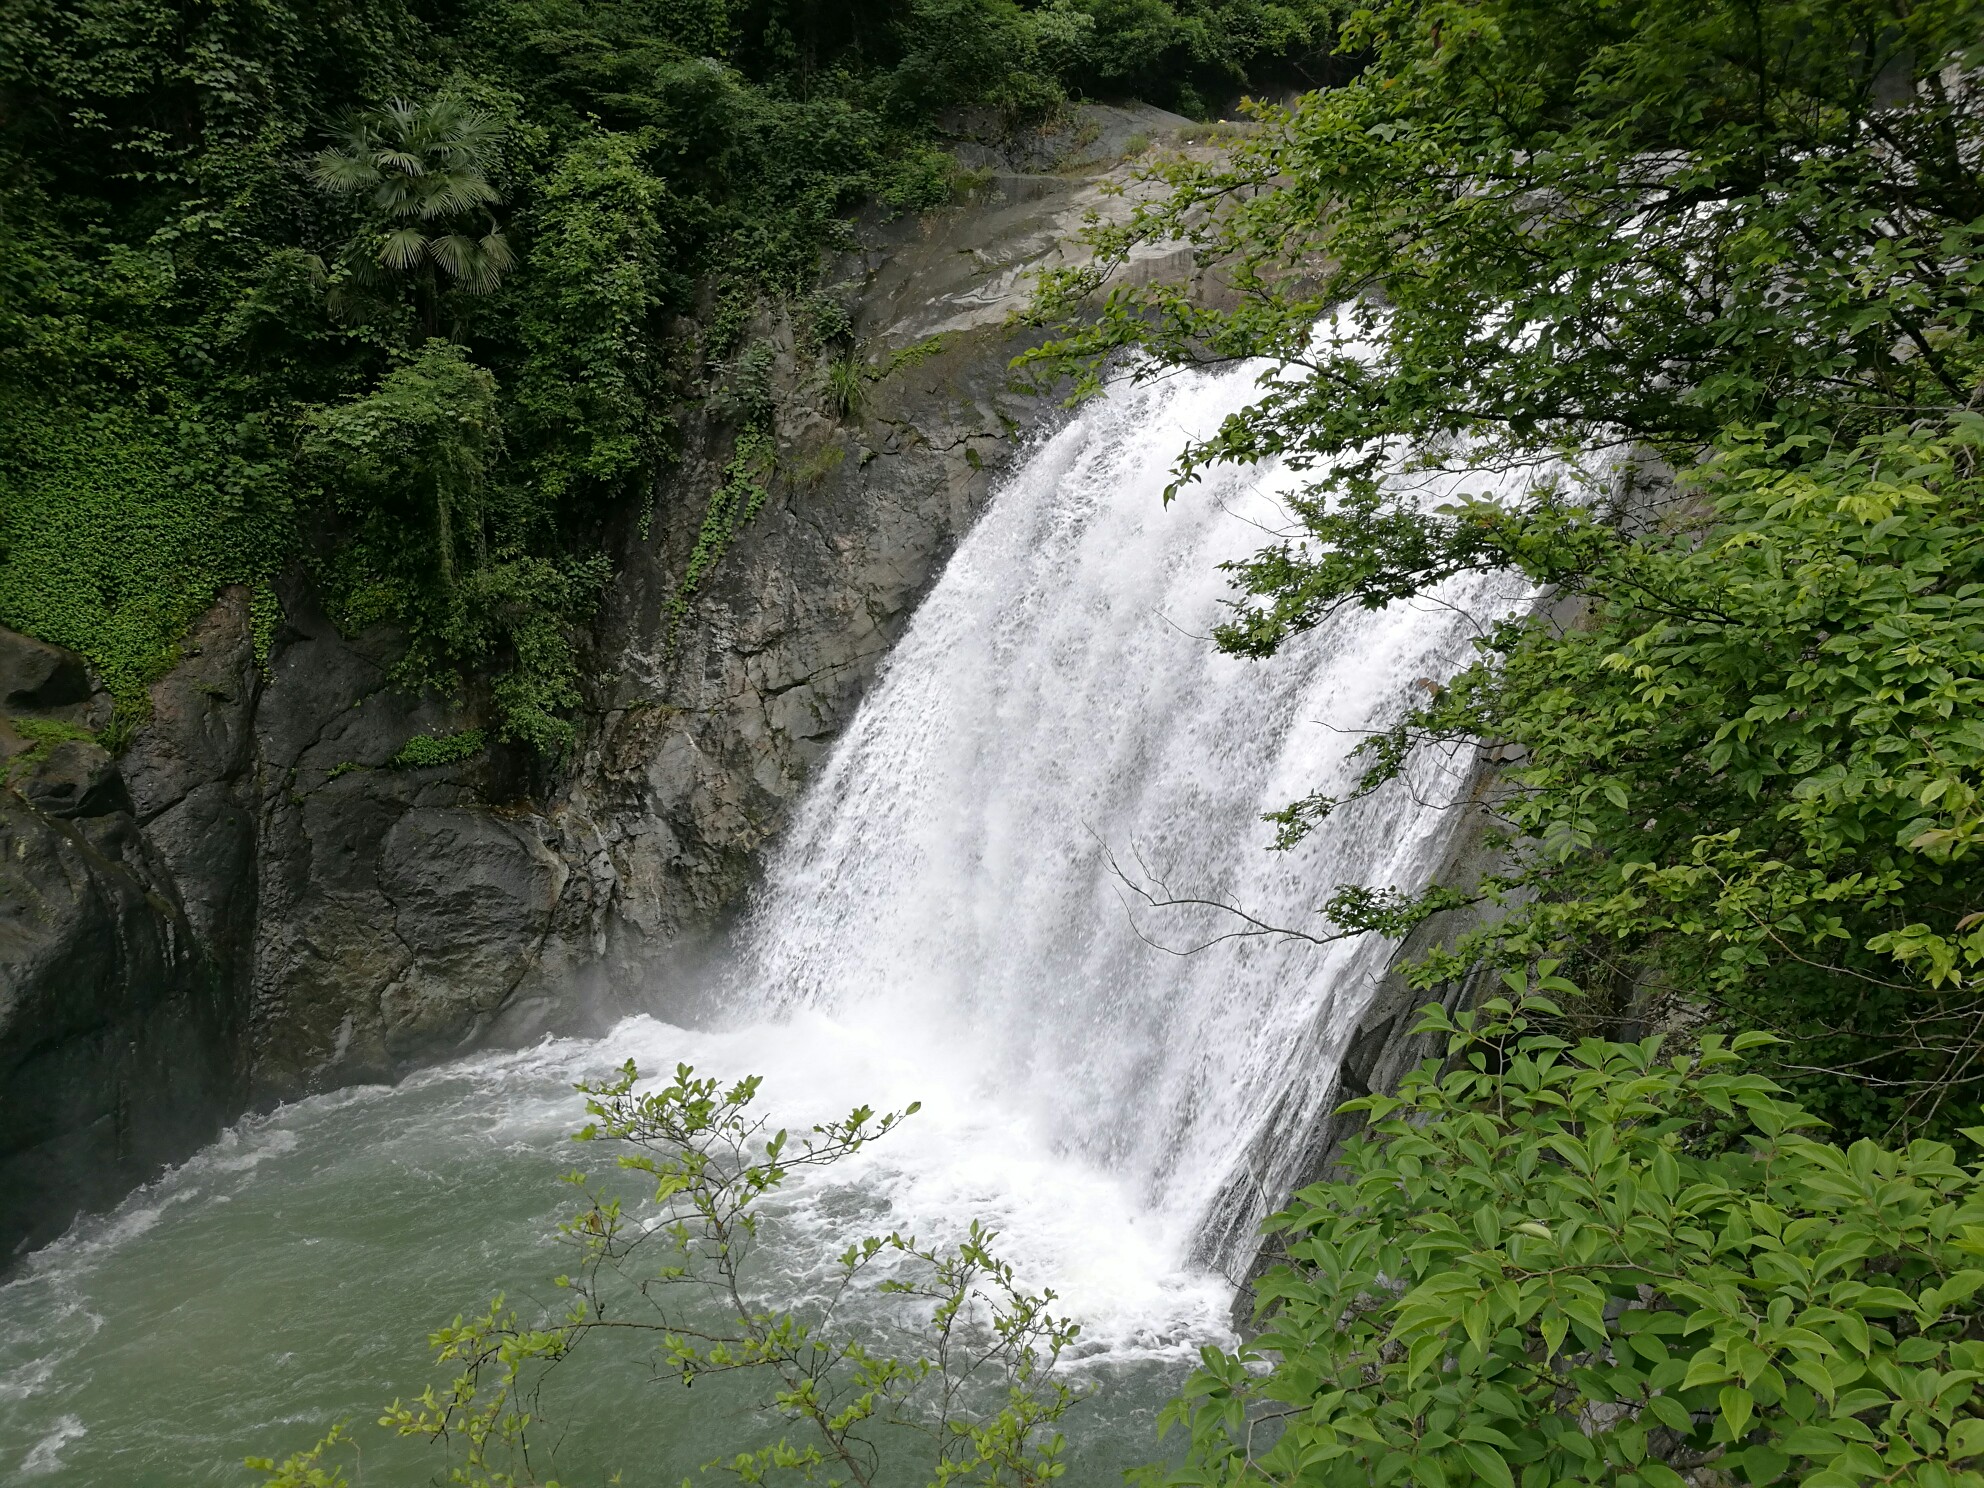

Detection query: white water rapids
xmin=726 ymin=361 xmax=1531 ymax=1273
xmin=0 ymin=354 xmax=1530 ymax=1483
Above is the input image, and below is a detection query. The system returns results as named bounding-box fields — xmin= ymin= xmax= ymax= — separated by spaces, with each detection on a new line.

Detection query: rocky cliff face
xmin=0 ymin=103 xmax=1204 ymax=1259
xmin=553 ymin=104 xmax=1206 ymax=1011
xmin=0 ymin=629 xmax=238 ymax=1253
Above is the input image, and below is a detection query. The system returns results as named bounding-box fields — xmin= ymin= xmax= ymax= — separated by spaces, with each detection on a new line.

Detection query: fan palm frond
xmin=310 ymin=151 xmax=379 ymax=192
xmin=418 ymin=175 xmax=498 ymax=218
xmin=313 ymin=92 xmax=515 ymax=304
xmin=477 ymin=229 xmax=513 ymax=273
xmin=378 ymin=226 xmax=429 ymax=271
xmin=463 ymin=231 xmax=514 ymax=292
xmin=426 ymin=233 xmax=474 ymax=280
xmin=380 ymin=98 xmax=423 ymax=132
xmin=372 ymin=149 xmax=426 ymax=176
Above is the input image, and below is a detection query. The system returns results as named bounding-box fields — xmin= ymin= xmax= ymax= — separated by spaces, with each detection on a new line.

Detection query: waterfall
xmin=729 ymin=358 xmax=1531 ymax=1274
xmin=0 ymin=356 xmax=1538 ymax=1481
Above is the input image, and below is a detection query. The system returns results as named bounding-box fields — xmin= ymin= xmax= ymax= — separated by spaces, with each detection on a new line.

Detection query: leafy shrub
xmin=0 ymin=403 xmax=293 ymax=725
xmin=1217 ymin=419 xmax=1984 ymax=1138
xmin=1161 ymin=983 xmax=1984 ymax=1488
xmin=2 ymin=0 xmax=1336 ymax=756
xmin=669 ymin=425 xmax=778 ymax=640
xmin=709 ymin=342 xmax=778 ymax=427
xmin=386 ymin=728 xmax=485 ymax=770
xmin=300 ymin=343 xmax=605 ymax=754
xmin=252 ymin=1064 xmax=1084 ymax=1487
xmin=304 ymin=342 xmax=503 ymax=599
xmin=799 ymin=291 xmax=853 ymax=351
xmin=508 ymin=130 xmax=678 ymax=508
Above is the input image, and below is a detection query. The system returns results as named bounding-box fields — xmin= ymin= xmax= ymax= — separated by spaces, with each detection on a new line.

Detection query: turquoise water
xmin=0 ymin=1014 xmax=1233 ymax=1485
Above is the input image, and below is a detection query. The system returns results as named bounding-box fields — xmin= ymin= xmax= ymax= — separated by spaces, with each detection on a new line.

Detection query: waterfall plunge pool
xmin=0 ymin=1011 xmax=1233 ymax=1484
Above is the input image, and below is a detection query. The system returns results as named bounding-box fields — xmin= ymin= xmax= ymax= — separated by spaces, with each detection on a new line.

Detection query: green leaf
xmin=1461 ymin=1443 xmax=1515 ymax=1488
xmin=1645 ymin=1395 xmax=1694 ymax=1433
xmin=1949 ymin=1420 xmax=1984 ymax=1460
xmin=1737 ymin=1445 xmax=1790 ymax=1483
xmin=1721 ymin=1383 xmax=1755 ymax=1441
xmin=1684 ymin=1352 xmax=1733 ymax=1390
xmin=1779 ymin=1425 xmax=1844 ymax=1457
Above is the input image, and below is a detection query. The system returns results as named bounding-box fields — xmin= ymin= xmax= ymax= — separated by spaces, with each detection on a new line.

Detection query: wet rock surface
xmin=0 ymin=635 xmax=235 ymax=1256
xmin=562 ymin=103 xmax=1201 ymax=998
xmin=0 ymin=629 xmax=93 ymax=714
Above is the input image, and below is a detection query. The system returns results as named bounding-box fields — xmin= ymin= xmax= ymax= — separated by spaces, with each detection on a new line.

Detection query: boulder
xmin=0 ymin=629 xmax=90 ymax=712
xmin=15 ymin=739 xmax=134 ymax=819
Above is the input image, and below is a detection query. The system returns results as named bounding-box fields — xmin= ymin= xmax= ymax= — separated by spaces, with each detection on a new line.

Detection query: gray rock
xmin=142 ymin=780 xmax=256 ymax=955
xmin=0 ymin=629 xmax=90 ymax=711
xmin=121 ymin=587 xmax=260 ymax=819
xmin=233 ymin=583 xmax=553 ymax=1096
xmin=0 ymin=790 xmax=234 ymax=1259
xmin=555 ymin=125 xmax=1207 ymax=998
xmin=373 ymin=807 xmax=561 ymax=1059
xmin=15 ymin=739 xmax=133 ymax=819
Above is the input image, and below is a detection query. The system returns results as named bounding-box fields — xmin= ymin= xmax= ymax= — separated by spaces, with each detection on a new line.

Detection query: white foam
xmin=726 ymin=355 xmax=1532 ymax=1278
xmin=582 ymin=1011 xmax=1237 ymax=1361
xmin=19 ymin=1414 xmax=84 ymax=1476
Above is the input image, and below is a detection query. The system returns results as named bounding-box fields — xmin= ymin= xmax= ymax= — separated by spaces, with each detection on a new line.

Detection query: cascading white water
xmin=727 ymin=356 xmax=1531 ymax=1273
xmin=0 ymin=350 xmax=1539 ymax=1483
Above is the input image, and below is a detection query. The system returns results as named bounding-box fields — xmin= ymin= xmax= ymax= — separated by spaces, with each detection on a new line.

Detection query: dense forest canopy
xmin=0 ymin=0 xmax=1348 ymax=754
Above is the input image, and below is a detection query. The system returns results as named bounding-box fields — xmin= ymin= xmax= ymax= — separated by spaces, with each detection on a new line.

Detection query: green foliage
xmin=1160 ymin=985 xmax=1984 ymax=1488
xmin=255 ymin=1065 xmax=1085 ymax=1488
xmin=0 ymin=402 xmax=292 ymax=725
xmin=670 ymin=426 xmax=778 ymax=640
xmin=800 ymin=292 xmax=853 ymax=351
xmin=803 ymin=327 xmax=956 ymax=430
xmin=305 ymin=341 xmax=502 ymax=597
xmin=2 ymin=0 xmax=1339 ymax=757
xmin=302 ymin=341 xmax=608 ymax=754
xmin=509 ymin=130 xmax=677 ymax=505
xmin=312 ymin=95 xmax=517 ymax=329
xmin=824 ymin=349 xmax=870 ymax=420
xmin=1033 ymin=0 xmax=1984 ymax=462
xmin=876 ymin=333 xmax=953 ymax=381
xmin=794 ymin=441 xmax=849 ymax=487
xmin=1050 ymin=0 xmax=1353 ymax=108
xmin=1024 ymin=0 xmax=1984 ymax=1138
xmin=244 ymin=1423 xmax=355 ymax=1488
xmin=387 ymin=728 xmax=486 ymax=769
xmin=889 ymin=0 xmax=1069 ymax=121
xmin=1291 ymin=422 xmax=1984 ymax=1137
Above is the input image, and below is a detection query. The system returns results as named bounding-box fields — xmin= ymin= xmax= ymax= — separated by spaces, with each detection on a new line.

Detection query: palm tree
xmin=310 ymin=96 xmax=516 ymax=329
